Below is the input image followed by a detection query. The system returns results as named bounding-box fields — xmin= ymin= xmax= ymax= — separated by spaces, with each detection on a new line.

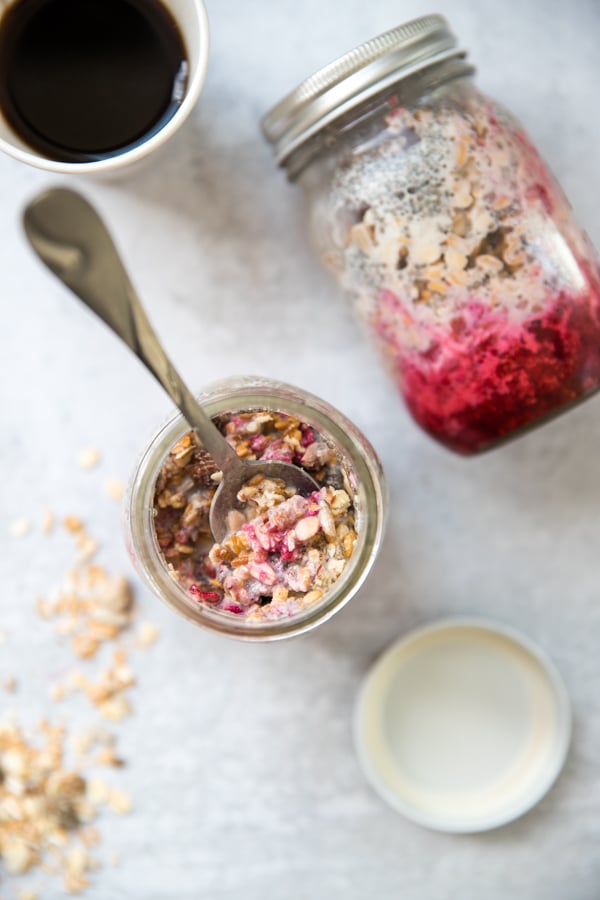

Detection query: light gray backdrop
xmin=1 ymin=1 xmax=599 ymax=897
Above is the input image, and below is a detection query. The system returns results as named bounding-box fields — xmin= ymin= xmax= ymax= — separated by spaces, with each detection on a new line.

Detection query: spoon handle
xmin=23 ymin=188 xmax=240 ymax=472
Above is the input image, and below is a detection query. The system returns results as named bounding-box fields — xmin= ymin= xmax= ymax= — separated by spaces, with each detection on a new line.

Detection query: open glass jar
xmin=262 ymin=15 xmax=600 ymax=455
xmin=125 ymin=376 xmax=387 ymax=640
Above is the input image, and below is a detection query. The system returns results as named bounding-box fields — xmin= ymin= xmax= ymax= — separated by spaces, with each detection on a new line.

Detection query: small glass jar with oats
xmin=263 ymin=15 xmax=600 ymax=455
xmin=125 ymin=376 xmax=386 ymax=640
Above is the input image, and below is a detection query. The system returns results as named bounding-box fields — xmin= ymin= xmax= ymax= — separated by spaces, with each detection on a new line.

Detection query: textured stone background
xmin=1 ymin=0 xmax=599 ymax=897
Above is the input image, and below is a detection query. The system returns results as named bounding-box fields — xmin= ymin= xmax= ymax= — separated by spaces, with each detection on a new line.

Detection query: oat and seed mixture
xmin=325 ymin=88 xmax=600 ymax=453
xmin=153 ymin=411 xmax=357 ymax=620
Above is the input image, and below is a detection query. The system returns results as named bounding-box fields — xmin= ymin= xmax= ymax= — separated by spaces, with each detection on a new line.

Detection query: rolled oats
xmin=41 ymin=510 xmax=55 ymax=535
xmin=9 ymin=518 xmax=31 ymax=538
xmin=0 ymin=721 xmax=90 ymax=883
xmin=106 ymin=789 xmax=132 ymax=815
xmin=18 ymin=889 xmax=39 ymax=900
xmin=98 ymin=696 xmax=132 ymax=723
xmin=5 ymin=488 xmax=159 ymax=894
xmin=78 ymin=449 xmax=100 ymax=470
xmin=136 ymin=622 xmax=160 ymax=648
xmin=104 ymin=479 xmax=125 ymax=502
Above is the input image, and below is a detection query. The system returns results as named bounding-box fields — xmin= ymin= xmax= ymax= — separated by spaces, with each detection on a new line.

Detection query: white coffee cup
xmin=0 ymin=0 xmax=210 ymax=175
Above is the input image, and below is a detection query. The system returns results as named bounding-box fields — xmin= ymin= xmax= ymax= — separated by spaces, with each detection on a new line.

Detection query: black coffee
xmin=0 ymin=0 xmax=188 ymax=162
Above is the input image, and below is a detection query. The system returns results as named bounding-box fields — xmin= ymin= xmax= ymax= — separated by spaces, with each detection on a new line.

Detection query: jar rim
xmin=261 ymin=14 xmax=471 ymax=168
xmin=125 ymin=376 xmax=387 ymax=641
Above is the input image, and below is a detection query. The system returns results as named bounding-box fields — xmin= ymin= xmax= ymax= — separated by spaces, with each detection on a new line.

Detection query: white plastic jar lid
xmin=354 ymin=618 xmax=571 ymax=832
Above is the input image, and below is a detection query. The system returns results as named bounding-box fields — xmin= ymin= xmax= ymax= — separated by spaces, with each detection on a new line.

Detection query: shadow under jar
xmin=262 ymin=15 xmax=600 ymax=455
xmin=125 ymin=377 xmax=387 ymax=641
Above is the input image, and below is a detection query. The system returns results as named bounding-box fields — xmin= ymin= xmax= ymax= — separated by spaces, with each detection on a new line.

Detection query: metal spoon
xmin=23 ymin=187 xmax=318 ymax=542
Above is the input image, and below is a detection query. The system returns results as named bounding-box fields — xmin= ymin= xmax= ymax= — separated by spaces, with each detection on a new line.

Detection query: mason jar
xmin=125 ymin=376 xmax=387 ymax=641
xmin=262 ymin=15 xmax=600 ymax=455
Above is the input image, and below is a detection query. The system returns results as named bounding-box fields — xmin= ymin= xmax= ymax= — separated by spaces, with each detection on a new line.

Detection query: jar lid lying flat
xmin=354 ymin=618 xmax=571 ymax=832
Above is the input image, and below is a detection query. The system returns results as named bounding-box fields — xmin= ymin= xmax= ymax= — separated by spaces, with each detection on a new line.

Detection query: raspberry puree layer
xmin=380 ymin=273 xmax=600 ymax=453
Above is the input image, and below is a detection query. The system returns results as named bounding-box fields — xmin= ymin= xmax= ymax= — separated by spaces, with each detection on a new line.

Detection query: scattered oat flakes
xmin=38 ymin=566 xmax=135 ymax=676
xmin=50 ymin=682 xmax=70 ymax=702
xmin=0 ymin=628 xmax=7 ymax=644
xmin=5 ymin=505 xmax=159 ymax=893
xmin=95 ymin=746 xmax=125 ymax=768
xmin=63 ymin=845 xmax=99 ymax=894
xmin=9 ymin=517 xmax=31 ymax=538
xmin=70 ymin=727 xmax=114 ymax=760
xmin=78 ymin=449 xmax=100 ymax=470
xmin=19 ymin=889 xmax=39 ymax=900
xmin=76 ymin=535 xmax=98 ymax=562
xmin=64 ymin=871 xmax=88 ymax=895
xmin=86 ymin=778 xmax=109 ymax=807
xmin=56 ymin=617 xmax=80 ymax=637
xmin=0 ymin=720 xmax=97 ymax=887
xmin=71 ymin=634 xmax=101 ymax=660
xmin=104 ymin=479 xmax=125 ymax=502
xmin=136 ymin=622 xmax=160 ymax=648
xmin=4 ymin=676 xmax=17 ymax=693
xmin=63 ymin=516 xmax=84 ymax=534
xmin=78 ymin=825 xmax=101 ymax=848
xmin=83 ymin=650 xmax=135 ymax=700
xmin=67 ymin=671 xmax=87 ymax=691
xmin=41 ymin=509 xmax=55 ymax=535
xmin=36 ymin=597 xmax=53 ymax=619
xmin=107 ymin=788 xmax=132 ymax=815
xmin=98 ymin=695 xmax=131 ymax=722
xmin=2 ymin=836 xmax=32 ymax=874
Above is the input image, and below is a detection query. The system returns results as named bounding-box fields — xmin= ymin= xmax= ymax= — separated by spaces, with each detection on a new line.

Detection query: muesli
xmin=153 ymin=410 xmax=357 ymax=620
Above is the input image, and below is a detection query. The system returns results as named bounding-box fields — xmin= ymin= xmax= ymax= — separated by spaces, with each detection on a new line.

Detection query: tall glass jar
xmin=125 ymin=376 xmax=387 ymax=641
xmin=262 ymin=16 xmax=600 ymax=455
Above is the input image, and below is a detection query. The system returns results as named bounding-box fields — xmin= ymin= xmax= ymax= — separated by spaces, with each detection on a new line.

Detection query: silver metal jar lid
xmin=262 ymin=14 xmax=468 ymax=167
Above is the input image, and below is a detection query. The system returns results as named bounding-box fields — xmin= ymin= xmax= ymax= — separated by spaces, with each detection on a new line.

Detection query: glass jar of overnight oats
xmin=125 ymin=376 xmax=386 ymax=641
xmin=262 ymin=16 xmax=600 ymax=455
